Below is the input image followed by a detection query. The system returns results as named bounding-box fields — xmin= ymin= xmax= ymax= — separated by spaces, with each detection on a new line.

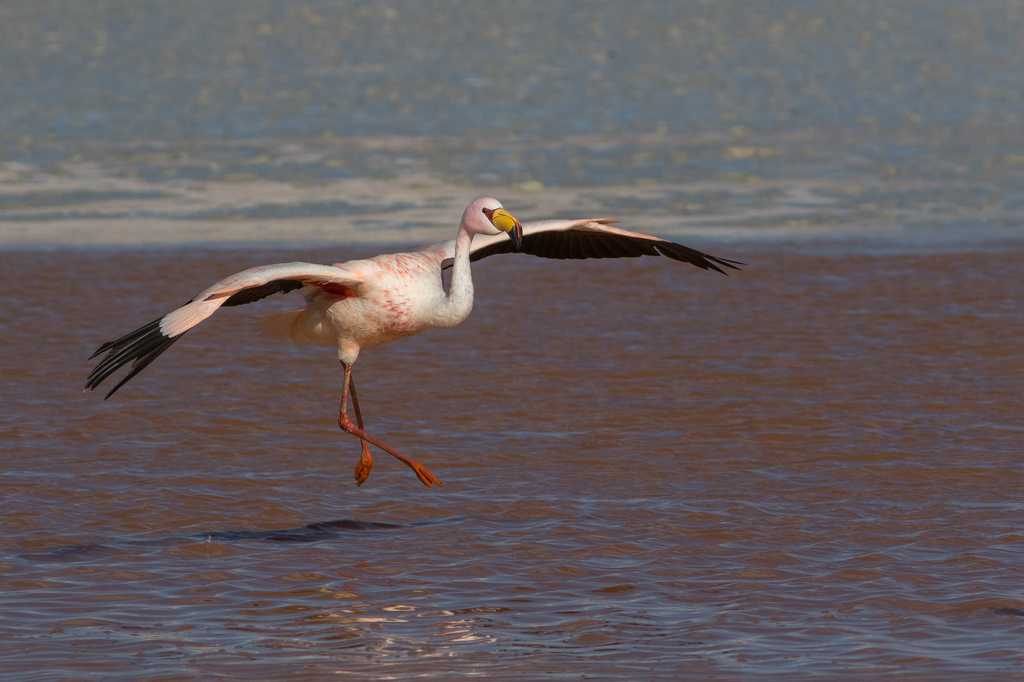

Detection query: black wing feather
xmin=468 ymin=240 xmax=514 ymax=263
xmin=89 ymin=317 xmax=160 ymax=360
xmin=466 ymin=229 xmax=741 ymax=273
xmin=222 ymin=279 xmax=304 ymax=307
xmin=85 ymin=318 xmax=185 ymax=400
xmin=87 ymin=278 xmax=308 ymax=399
xmin=568 ymin=232 xmax=585 ymax=259
xmin=653 ymin=242 xmax=743 ymax=274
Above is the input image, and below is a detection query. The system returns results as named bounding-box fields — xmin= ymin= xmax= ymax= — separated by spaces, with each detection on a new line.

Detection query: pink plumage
xmin=87 ymin=198 xmax=739 ymax=488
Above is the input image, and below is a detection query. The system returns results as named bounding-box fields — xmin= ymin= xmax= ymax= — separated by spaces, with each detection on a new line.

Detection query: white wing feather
xmin=161 ymin=262 xmax=362 ymax=337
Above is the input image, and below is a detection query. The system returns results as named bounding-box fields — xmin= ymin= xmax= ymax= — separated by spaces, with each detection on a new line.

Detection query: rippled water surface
xmin=2 ymin=243 xmax=1024 ymax=679
xmin=3 ymin=1 xmax=1024 ymax=679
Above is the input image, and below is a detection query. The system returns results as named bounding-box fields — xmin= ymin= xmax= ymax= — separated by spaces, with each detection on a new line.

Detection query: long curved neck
xmin=432 ymin=226 xmax=475 ymax=329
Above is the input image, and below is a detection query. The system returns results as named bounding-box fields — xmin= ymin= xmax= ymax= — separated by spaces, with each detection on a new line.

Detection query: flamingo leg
xmin=347 ymin=374 xmax=374 ymax=486
xmin=337 ymin=362 xmax=442 ymax=488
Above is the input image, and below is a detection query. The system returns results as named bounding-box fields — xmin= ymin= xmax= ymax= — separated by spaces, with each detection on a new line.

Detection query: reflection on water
xmin=20 ymin=518 xmax=441 ymax=563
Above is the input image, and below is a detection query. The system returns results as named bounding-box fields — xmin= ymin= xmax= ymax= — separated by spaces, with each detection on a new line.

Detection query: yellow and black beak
xmin=490 ymin=208 xmax=523 ymax=252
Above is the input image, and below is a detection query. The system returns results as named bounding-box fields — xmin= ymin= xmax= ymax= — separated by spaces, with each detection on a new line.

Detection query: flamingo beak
xmin=491 ymin=208 xmax=523 ymax=252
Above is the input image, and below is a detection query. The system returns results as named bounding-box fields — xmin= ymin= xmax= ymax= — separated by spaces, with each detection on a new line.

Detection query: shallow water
xmin=3 ymin=1 xmax=1024 ymax=679
xmin=2 ymin=242 xmax=1023 ymax=679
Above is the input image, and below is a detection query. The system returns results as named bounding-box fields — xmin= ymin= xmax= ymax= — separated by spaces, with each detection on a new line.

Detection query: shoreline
xmin=1 ymin=166 xmax=1022 ymax=251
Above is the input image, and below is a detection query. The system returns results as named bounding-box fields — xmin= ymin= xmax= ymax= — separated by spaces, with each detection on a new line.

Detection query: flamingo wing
xmin=432 ymin=219 xmax=741 ymax=274
xmin=86 ymin=262 xmax=363 ymax=399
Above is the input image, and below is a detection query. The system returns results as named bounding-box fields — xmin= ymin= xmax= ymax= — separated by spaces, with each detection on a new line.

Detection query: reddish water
xmin=2 ymin=242 xmax=1024 ymax=679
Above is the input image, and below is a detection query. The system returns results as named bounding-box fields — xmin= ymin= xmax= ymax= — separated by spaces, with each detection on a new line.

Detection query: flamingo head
xmin=462 ymin=197 xmax=523 ymax=251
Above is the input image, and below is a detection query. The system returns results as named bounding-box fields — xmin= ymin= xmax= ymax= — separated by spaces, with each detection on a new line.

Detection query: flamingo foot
xmin=338 ymin=414 xmax=442 ymax=488
xmin=354 ymin=448 xmax=373 ymax=487
xmin=410 ymin=461 xmax=442 ymax=488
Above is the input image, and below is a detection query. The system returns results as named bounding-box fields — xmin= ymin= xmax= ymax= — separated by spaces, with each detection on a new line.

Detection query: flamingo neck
xmin=432 ymin=226 xmax=475 ymax=329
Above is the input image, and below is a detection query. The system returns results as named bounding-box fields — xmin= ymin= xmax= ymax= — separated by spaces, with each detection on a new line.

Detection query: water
xmin=2 ymin=2 xmax=1024 ymax=679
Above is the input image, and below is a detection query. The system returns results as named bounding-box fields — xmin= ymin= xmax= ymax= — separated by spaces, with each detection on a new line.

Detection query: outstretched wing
xmin=85 ymin=262 xmax=363 ymax=399
xmin=431 ymin=219 xmax=742 ymax=274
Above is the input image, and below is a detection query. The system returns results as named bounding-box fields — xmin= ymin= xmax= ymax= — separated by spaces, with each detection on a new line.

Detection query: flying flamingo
xmin=86 ymin=198 xmax=740 ymax=488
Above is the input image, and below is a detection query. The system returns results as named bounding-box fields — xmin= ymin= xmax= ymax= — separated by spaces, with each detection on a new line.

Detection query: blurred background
xmin=2 ymin=0 xmax=1024 ymax=245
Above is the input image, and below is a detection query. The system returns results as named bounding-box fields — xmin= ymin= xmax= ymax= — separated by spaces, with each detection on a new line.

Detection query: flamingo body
xmin=259 ymin=251 xmax=456 ymax=365
xmin=86 ymin=198 xmax=740 ymax=487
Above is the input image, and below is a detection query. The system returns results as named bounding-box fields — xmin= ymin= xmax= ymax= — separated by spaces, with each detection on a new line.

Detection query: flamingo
xmin=86 ymin=198 xmax=740 ymax=488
